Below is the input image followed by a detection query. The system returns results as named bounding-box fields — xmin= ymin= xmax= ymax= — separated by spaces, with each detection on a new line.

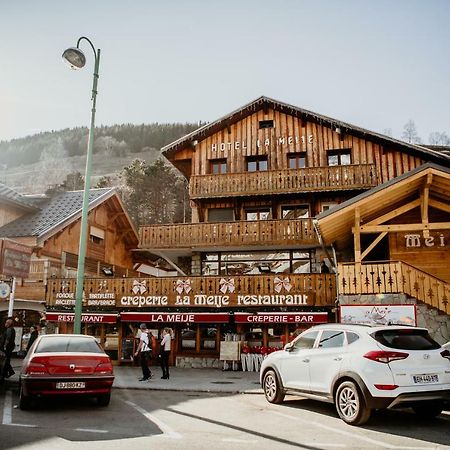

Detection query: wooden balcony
xmin=46 ymin=273 xmax=337 ymax=308
xmin=190 ymin=164 xmax=377 ymax=199
xmin=339 ymin=261 xmax=450 ymax=315
xmin=139 ymin=218 xmax=318 ymax=250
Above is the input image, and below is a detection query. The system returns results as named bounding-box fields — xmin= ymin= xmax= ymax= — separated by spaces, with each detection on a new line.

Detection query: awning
xmin=120 ymin=312 xmax=229 ymax=323
xmin=45 ymin=312 xmax=118 ymax=324
xmin=234 ymin=312 xmax=328 ymax=324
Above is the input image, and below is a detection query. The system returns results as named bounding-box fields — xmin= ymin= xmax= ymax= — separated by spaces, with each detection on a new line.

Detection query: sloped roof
xmin=0 ymin=182 xmax=39 ymax=211
xmin=162 ymin=96 xmax=450 ymax=166
xmin=316 ymin=163 xmax=450 ymax=250
xmin=0 ymin=188 xmax=114 ymax=240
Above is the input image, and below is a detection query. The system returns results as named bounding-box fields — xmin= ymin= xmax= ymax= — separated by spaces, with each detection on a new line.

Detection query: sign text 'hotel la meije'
xmin=48 ymin=277 xmax=315 ymax=308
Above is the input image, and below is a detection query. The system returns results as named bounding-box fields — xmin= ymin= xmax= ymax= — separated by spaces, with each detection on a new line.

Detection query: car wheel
xmin=19 ymin=384 xmax=32 ymax=410
xmin=263 ymin=369 xmax=285 ymax=404
xmin=335 ymin=381 xmax=371 ymax=426
xmin=412 ymin=402 xmax=443 ymax=418
xmin=97 ymin=392 xmax=111 ymax=407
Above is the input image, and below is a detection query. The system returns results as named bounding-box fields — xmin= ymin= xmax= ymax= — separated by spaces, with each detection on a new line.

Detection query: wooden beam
xmin=360 ymin=232 xmax=388 ymax=261
xmin=429 ymin=198 xmax=450 ymax=214
xmin=364 ymin=198 xmax=421 ymax=226
xmin=358 ymin=222 xmax=450 ymax=233
xmin=421 ymin=173 xmax=432 ymax=237
xmin=354 ymin=208 xmax=361 ymax=263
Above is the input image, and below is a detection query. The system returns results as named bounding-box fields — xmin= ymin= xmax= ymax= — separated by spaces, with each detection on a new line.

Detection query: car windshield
xmin=371 ymin=329 xmax=441 ymax=350
xmin=35 ymin=337 xmax=103 ymax=353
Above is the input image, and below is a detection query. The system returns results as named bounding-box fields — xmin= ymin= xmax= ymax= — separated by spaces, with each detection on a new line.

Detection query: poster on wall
xmin=340 ymin=304 xmax=416 ymax=326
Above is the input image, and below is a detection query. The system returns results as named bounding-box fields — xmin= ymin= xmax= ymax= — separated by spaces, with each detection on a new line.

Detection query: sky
xmin=1 ymin=0 xmax=449 ymax=144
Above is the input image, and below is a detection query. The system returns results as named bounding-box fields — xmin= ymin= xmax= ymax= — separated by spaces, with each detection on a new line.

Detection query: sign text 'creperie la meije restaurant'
xmin=47 ymin=276 xmax=318 ymax=309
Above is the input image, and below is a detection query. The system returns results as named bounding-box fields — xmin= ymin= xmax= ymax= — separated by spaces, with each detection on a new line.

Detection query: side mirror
xmin=284 ymin=342 xmax=294 ymax=352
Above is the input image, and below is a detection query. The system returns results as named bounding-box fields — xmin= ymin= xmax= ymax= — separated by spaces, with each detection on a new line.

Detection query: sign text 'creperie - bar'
xmin=234 ymin=312 xmax=328 ymax=324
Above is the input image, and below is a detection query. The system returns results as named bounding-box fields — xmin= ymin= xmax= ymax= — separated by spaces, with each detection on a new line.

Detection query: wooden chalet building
xmin=0 ymin=186 xmax=140 ymax=358
xmin=45 ymin=96 xmax=449 ymax=367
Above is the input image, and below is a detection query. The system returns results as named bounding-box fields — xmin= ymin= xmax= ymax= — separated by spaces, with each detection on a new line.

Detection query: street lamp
xmin=62 ymin=37 xmax=101 ymax=334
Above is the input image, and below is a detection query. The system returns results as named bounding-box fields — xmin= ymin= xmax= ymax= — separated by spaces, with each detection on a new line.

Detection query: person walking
xmin=160 ymin=327 xmax=172 ymax=380
xmin=134 ymin=323 xmax=152 ymax=381
xmin=0 ymin=317 xmax=16 ymax=384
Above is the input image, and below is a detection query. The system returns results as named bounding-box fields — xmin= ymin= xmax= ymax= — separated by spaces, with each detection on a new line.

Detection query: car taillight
xmin=374 ymin=384 xmax=399 ymax=390
xmin=441 ymin=349 xmax=450 ymax=361
xmin=26 ymin=361 xmax=48 ymax=375
xmin=95 ymin=361 xmax=113 ymax=374
xmin=363 ymin=350 xmax=409 ymax=364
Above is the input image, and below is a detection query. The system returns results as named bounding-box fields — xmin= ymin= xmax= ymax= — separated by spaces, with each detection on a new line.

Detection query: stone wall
xmin=339 ymin=293 xmax=450 ymax=345
xmin=176 ymin=356 xmax=220 ymax=369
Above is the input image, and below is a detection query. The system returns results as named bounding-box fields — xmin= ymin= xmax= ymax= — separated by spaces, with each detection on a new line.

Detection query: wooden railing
xmin=190 ymin=164 xmax=377 ymax=198
xmin=339 ymin=261 xmax=450 ymax=315
xmin=46 ymin=273 xmax=337 ymax=308
xmin=139 ymin=218 xmax=318 ymax=249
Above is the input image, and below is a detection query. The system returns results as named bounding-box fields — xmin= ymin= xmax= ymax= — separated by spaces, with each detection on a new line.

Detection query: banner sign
xmin=340 ymin=304 xmax=416 ymax=326
xmin=120 ymin=312 xmax=229 ymax=323
xmin=45 ymin=312 xmax=118 ymax=324
xmin=234 ymin=312 xmax=328 ymax=324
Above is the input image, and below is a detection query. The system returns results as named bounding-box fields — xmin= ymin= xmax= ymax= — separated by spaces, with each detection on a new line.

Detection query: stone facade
xmin=176 ymin=356 xmax=220 ymax=369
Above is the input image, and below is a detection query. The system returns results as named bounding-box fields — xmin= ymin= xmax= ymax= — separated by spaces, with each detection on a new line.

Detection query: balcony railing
xmin=46 ymin=273 xmax=337 ymax=308
xmin=190 ymin=164 xmax=377 ymax=199
xmin=338 ymin=261 xmax=450 ymax=315
xmin=139 ymin=218 xmax=318 ymax=250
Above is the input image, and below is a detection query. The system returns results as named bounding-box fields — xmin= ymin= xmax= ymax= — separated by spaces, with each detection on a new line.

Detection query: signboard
xmin=45 ymin=312 xmax=118 ymax=324
xmin=0 ymin=240 xmax=32 ymax=278
xmin=397 ymin=230 xmax=449 ymax=251
xmin=47 ymin=276 xmax=318 ymax=309
xmin=340 ymin=304 xmax=416 ymax=326
xmin=120 ymin=312 xmax=230 ymax=323
xmin=220 ymin=341 xmax=240 ymax=361
xmin=234 ymin=312 xmax=329 ymax=324
xmin=0 ymin=281 xmax=11 ymax=299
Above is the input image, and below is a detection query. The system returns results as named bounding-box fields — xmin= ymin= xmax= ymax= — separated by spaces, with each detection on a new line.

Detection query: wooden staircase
xmin=338 ymin=261 xmax=450 ymax=315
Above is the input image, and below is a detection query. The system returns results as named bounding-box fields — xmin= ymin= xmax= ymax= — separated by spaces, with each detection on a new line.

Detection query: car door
xmin=279 ymin=330 xmax=319 ymax=391
xmin=308 ymin=329 xmax=346 ymax=394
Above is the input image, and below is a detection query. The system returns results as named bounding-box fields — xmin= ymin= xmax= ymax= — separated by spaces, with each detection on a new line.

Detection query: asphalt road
xmin=1 ymin=387 xmax=449 ymax=449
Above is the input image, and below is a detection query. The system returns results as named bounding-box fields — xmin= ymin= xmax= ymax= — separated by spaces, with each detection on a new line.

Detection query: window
xmin=318 ymin=330 xmax=345 ymax=348
xmin=293 ymin=331 xmax=319 ymax=350
xmin=200 ymin=327 xmax=217 ymax=350
xmin=245 ymin=208 xmax=271 ymax=221
xmin=35 ymin=337 xmax=103 ymax=353
xmin=259 ymin=120 xmax=274 ymax=129
xmin=282 ymin=205 xmax=310 ymax=219
xmin=321 ymin=202 xmax=338 ymax=213
xmin=247 ymin=156 xmax=268 ymax=172
xmin=372 ymin=329 xmax=441 ymax=350
xmin=180 ymin=327 xmax=196 ymax=350
xmin=288 ymin=153 xmax=307 ymax=169
xmin=89 ymin=226 xmax=105 ymax=245
xmin=210 ymin=159 xmax=227 ymax=174
xmin=346 ymin=332 xmax=360 ymax=345
xmin=208 ymin=208 xmax=234 ymax=222
xmin=201 ymin=250 xmax=312 ymax=276
xmin=327 ymin=150 xmax=351 ymax=166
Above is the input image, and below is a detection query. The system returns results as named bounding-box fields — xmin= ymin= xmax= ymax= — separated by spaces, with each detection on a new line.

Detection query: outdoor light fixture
xmin=62 ymin=37 xmax=101 ymax=334
xmin=102 ymin=267 xmax=114 ymax=277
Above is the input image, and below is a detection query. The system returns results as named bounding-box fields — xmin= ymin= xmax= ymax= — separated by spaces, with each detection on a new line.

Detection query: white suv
xmin=260 ymin=324 xmax=450 ymax=425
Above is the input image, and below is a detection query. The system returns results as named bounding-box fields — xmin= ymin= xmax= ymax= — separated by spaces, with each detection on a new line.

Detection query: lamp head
xmin=62 ymin=47 xmax=86 ymax=70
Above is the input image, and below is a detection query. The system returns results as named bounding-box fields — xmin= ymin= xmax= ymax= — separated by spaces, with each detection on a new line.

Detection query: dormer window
xmin=89 ymin=226 xmax=105 ymax=245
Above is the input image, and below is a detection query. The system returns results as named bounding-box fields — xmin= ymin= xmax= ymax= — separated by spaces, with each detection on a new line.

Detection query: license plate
xmin=56 ymin=382 xmax=86 ymax=389
xmin=413 ymin=374 xmax=439 ymax=384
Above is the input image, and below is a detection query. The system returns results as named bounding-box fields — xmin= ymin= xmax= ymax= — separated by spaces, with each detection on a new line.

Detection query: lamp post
xmin=62 ymin=37 xmax=101 ymax=334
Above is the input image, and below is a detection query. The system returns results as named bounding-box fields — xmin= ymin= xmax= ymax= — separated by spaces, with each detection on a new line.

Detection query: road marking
xmin=124 ymin=400 xmax=182 ymax=439
xmin=75 ymin=428 xmax=108 ymax=433
xmin=2 ymin=391 xmax=12 ymax=425
xmin=269 ymin=410 xmax=435 ymax=450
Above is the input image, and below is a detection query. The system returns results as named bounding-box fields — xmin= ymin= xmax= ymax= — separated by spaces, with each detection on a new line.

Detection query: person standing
xmin=0 ymin=317 xmax=16 ymax=384
xmin=160 ymin=327 xmax=172 ymax=380
xmin=134 ymin=323 xmax=152 ymax=381
xmin=26 ymin=325 xmax=40 ymax=353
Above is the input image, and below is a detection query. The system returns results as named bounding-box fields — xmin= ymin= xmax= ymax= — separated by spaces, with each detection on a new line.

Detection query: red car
xmin=19 ymin=334 xmax=114 ymax=410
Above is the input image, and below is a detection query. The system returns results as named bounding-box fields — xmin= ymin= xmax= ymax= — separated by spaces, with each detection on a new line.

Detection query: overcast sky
xmin=1 ymin=0 xmax=449 ymax=144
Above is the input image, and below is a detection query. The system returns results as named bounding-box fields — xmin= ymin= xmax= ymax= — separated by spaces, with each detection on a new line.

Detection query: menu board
xmin=121 ymin=338 xmax=135 ymax=361
xmin=219 ymin=341 xmax=240 ymax=361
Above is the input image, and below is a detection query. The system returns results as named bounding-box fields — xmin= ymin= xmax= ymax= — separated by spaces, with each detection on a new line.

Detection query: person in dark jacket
xmin=26 ymin=325 xmax=39 ymax=353
xmin=0 ymin=317 xmax=16 ymax=383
